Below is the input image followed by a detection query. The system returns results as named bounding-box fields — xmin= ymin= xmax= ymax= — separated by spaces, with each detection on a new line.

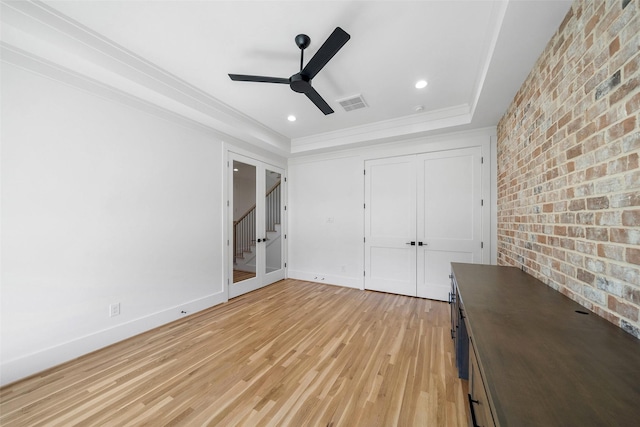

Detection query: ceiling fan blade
xmin=305 ymin=87 xmax=334 ymax=115
xmin=301 ymin=27 xmax=350 ymax=79
xmin=229 ymin=74 xmax=290 ymax=84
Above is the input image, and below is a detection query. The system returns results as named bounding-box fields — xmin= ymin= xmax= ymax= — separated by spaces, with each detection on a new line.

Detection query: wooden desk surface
xmin=452 ymin=263 xmax=640 ymax=427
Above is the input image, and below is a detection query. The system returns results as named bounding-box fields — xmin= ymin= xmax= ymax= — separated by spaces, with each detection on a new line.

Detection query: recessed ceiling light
xmin=415 ymin=80 xmax=428 ymax=89
xmin=287 ymin=115 xmax=296 ymax=122
xmin=233 ymin=168 xmax=239 ymax=172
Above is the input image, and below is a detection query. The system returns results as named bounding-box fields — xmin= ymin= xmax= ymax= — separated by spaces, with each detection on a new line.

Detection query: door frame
xmin=226 ymin=149 xmax=287 ymax=299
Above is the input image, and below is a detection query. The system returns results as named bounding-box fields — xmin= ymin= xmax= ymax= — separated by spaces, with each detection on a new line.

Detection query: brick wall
xmin=497 ymin=0 xmax=640 ymax=338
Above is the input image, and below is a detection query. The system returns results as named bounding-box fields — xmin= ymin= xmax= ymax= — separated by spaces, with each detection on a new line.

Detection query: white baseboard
xmin=288 ymin=270 xmax=363 ymax=290
xmin=0 ymin=291 xmax=227 ymax=386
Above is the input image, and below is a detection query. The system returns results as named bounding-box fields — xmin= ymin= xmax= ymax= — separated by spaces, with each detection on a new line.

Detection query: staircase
xmin=234 ymin=180 xmax=281 ymax=272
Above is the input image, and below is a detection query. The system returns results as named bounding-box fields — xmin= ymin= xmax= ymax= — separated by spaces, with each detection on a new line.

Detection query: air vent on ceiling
xmin=337 ymin=94 xmax=368 ymax=112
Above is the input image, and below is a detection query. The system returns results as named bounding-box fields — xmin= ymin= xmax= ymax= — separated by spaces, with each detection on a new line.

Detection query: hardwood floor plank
xmin=1 ymin=279 xmax=468 ymax=426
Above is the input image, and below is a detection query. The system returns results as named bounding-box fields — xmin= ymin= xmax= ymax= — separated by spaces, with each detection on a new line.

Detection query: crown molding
xmin=290 ymin=104 xmax=472 ymax=153
xmin=1 ymin=42 xmax=266 ymax=151
xmin=1 ymin=0 xmax=291 ymax=155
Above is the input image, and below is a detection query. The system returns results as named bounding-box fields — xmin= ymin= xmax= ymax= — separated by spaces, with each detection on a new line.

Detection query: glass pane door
xmin=229 ymin=153 xmax=286 ymax=299
xmin=264 ymin=168 xmax=283 ymax=276
xmin=232 ymin=160 xmax=257 ymax=284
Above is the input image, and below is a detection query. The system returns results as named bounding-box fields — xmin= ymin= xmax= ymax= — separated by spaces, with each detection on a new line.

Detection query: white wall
xmin=288 ymin=155 xmax=365 ymax=288
xmin=1 ymin=63 xmax=230 ymax=385
xmin=287 ymin=129 xmax=496 ymax=290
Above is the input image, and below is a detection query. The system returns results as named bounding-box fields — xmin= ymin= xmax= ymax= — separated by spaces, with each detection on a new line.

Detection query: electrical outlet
xmin=109 ymin=303 xmax=120 ymax=317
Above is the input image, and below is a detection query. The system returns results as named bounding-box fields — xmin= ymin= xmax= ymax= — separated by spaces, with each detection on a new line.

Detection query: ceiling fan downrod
xmin=295 ymin=34 xmax=311 ymax=71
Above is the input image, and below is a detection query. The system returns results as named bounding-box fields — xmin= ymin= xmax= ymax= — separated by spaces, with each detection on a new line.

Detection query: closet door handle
xmin=468 ymin=394 xmax=481 ymax=427
xmin=405 ymin=241 xmax=416 ymax=246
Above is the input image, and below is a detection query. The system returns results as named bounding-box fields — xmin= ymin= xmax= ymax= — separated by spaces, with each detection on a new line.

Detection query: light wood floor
xmin=0 ymin=279 xmax=469 ymax=426
xmin=233 ymin=269 xmax=256 ymax=283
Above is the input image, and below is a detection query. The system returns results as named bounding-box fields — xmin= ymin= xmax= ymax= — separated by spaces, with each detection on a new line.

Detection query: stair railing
xmin=234 ymin=180 xmax=281 ymax=263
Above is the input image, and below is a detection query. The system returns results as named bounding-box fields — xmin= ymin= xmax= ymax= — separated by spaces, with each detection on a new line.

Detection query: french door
xmin=364 ymin=147 xmax=484 ymax=300
xmin=229 ymin=153 xmax=285 ymax=298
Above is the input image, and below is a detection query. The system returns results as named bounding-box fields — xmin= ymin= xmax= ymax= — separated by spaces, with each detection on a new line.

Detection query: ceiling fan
xmin=229 ymin=27 xmax=350 ymax=115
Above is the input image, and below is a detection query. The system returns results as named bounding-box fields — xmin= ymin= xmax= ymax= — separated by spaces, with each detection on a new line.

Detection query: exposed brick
xmin=576 ymin=123 xmax=596 ymax=143
xmin=597 ymin=276 xmax=624 ymax=297
xmin=568 ymin=226 xmax=585 ymax=238
xmin=627 ymin=247 xmax=640 ymax=265
xmin=626 ymin=171 xmax=640 ymax=189
xmin=607 ymin=153 xmax=639 ymax=174
xmin=596 ymin=211 xmax=621 ymax=226
xmin=592 ymin=305 xmax=620 ymax=325
xmin=622 ymin=210 xmax=640 ymax=226
xmin=610 ymin=76 xmax=640 ymax=106
xmin=621 ymin=321 xmax=640 ymax=339
xmin=587 ymin=196 xmax=609 ymax=210
xmin=586 ymin=257 xmax=606 ymax=274
xmin=554 ymin=225 xmax=567 ymax=236
xmin=558 ymin=111 xmax=573 ymax=129
xmin=586 ymin=164 xmax=607 ymax=180
xmin=610 ymin=192 xmax=640 ymax=208
xmin=594 ymin=177 xmax=622 ymax=194
xmin=567 ymin=144 xmax=583 ymax=159
xmin=598 ymin=243 xmax=624 ymax=261
xmin=574 ymin=183 xmax=593 ymax=197
xmin=608 ymin=295 xmax=639 ymax=321
xmin=584 ymin=285 xmax=606 ymax=304
xmin=496 ymin=0 xmax=640 ymax=336
xmin=610 ymin=264 xmax=640 ymax=286
xmin=576 ymin=212 xmax=595 ymax=224
xmin=594 ymin=70 xmax=621 ymax=100
xmin=577 ymin=268 xmax=595 ymax=284
xmin=626 ymin=91 xmax=640 ymax=115
xmin=586 ymin=227 xmax=609 ymax=241
xmin=610 ymin=228 xmax=640 ymax=245
xmin=569 ymin=199 xmax=586 ymax=211
xmin=608 ymin=116 xmax=637 ymax=140
xmin=609 ymin=36 xmax=620 ymax=56
xmin=624 ymin=285 xmax=640 ymax=304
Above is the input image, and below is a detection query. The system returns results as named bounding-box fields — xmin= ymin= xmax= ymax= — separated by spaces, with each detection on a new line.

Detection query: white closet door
xmin=416 ymin=147 xmax=483 ymax=300
xmin=364 ymin=156 xmax=417 ymax=296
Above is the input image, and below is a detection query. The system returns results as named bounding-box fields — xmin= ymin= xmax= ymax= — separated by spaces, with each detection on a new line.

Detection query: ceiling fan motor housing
xmin=290 ymin=73 xmax=311 ymax=93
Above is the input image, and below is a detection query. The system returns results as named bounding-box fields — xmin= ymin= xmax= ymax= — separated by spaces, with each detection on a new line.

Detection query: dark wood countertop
xmin=452 ymin=262 xmax=640 ymax=427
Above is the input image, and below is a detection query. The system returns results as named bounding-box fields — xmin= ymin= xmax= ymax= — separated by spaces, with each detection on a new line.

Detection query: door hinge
xmin=284 ymin=234 xmax=287 ymax=239
xmin=285 ymin=262 xmax=287 ymax=268
xmin=284 ymin=205 xmax=287 ymax=211
xmin=364 ymin=271 xmax=366 ymax=277
xmin=364 ymin=237 xmax=366 ymax=243
xmin=227 ymin=200 xmax=230 ymax=207
xmin=227 ymin=278 xmax=230 ymax=285
xmin=364 ymin=203 xmax=366 ymax=209
xmin=285 ymin=177 xmax=287 ymax=182
xmin=227 ymin=239 xmax=229 ymax=246
xmin=481 ymin=199 xmax=484 ymax=206
xmin=227 ymin=161 xmax=230 ymax=167
xmin=481 ymin=242 xmax=484 ymax=249
xmin=481 ymin=157 xmax=484 ymax=164
xmin=364 ymin=169 xmax=366 ymax=175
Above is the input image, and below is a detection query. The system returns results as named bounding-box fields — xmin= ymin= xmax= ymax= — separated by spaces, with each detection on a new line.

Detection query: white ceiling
xmin=2 ymin=0 xmax=573 ymax=156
